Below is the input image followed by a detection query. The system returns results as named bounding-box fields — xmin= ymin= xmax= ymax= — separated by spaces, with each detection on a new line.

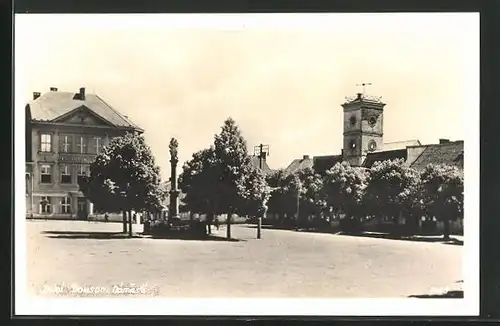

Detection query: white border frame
xmin=14 ymin=13 xmax=479 ymax=316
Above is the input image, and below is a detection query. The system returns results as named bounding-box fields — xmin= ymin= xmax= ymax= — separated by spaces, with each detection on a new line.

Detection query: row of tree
xmin=266 ymin=159 xmax=463 ymax=239
xmin=178 ymin=118 xmax=464 ymax=240
xmin=77 ymin=117 xmax=463 ymax=241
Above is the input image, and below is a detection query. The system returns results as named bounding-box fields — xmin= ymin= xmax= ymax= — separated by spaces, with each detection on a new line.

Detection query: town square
xmin=27 ymin=220 xmax=462 ymax=298
xmin=15 ymin=13 xmax=478 ymax=315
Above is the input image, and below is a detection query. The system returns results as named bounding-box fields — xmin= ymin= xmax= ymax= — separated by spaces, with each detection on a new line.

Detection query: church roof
xmin=379 ymin=139 xmax=421 ymax=151
xmin=313 ymin=155 xmax=343 ymax=175
xmin=363 ymin=149 xmax=408 ymax=168
xmin=249 ymin=156 xmax=273 ymax=175
xmin=409 ymin=141 xmax=464 ymax=170
xmin=27 ymin=89 xmax=142 ymax=131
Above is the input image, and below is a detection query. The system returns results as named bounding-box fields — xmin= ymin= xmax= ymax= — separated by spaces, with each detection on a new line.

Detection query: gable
xmin=53 ymin=106 xmax=114 ymax=127
xmin=250 ymin=156 xmax=273 ymax=175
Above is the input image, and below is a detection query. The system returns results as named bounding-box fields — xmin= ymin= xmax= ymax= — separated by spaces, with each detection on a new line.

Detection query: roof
xmin=313 ymin=155 xmax=343 ymax=175
xmin=343 ymin=93 xmax=385 ymax=106
xmin=363 ymin=149 xmax=408 ymax=168
xmin=379 ymin=139 xmax=421 ymax=152
xmin=249 ymin=156 xmax=273 ymax=175
xmin=409 ymin=141 xmax=464 ymax=170
xmin=27 ymin=90 xmax=142 ymax=130
xmin=284 ymin=156 xmax=314 ymax=175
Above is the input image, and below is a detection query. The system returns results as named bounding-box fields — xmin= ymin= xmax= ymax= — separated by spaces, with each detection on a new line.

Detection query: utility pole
xmin=253 ymin=144 xmax=270 ymax=239
xmin=296 ymin=177 xmax=301 ymax=231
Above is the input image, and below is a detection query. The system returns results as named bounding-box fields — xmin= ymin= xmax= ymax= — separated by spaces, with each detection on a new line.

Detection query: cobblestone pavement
xmin=26 ymin=220 xmax=462 ymax=298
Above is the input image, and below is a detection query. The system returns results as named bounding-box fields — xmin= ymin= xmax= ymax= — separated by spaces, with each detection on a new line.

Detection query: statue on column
xmin=168 ymin=138 xmax=180 ymax=224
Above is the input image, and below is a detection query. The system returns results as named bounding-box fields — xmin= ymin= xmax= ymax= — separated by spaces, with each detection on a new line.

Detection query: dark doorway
xmin=77 ymin=198 xmax=88 ymax=220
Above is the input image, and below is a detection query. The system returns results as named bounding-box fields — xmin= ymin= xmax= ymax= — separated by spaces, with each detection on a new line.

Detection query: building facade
xmin=283 ymin=92 xmax=464 ymax=175
xmin=25 ymin=87 xmax=143 ymax=219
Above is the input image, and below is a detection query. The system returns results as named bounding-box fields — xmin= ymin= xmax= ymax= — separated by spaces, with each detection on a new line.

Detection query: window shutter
xmin=59 ymin=135 xmax=64 ymax=151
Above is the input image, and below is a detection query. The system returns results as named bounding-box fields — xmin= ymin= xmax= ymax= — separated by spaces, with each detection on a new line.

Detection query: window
xmin=40 ymin=196 xmax=51 ymax=214
xmin=90 ymin=137 xmax=102 ymax=154
xmin=76 ymin=136 xmax=87 ymax=153
xmin=94 ymin=137 xmax=102 ymax=154
xmin=61 ymin=197 xmax=71 ymax=214
xmin=41 ymin=134 xmax=52 ymax=152
xmin=60 ymin=135 xmax=72 ymax=153
xmin=77 ymin=165 xmax=89 ymax=184
xmin=60 ymin=164 xmax=72 ymax=184
xmin=40 ymin=164 xmax=52 ymax=184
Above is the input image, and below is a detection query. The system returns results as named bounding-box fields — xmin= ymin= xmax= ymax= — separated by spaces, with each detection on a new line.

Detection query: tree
xmin=178 ymin=146 xmax=219 ymax=233
xmin=213 ymin=117 xmax=254 ymax=239
xmin=79 ymin=132 xmax=165 ymax=236
xmin=419 ymin=164 xmax=464 ymax=240
xmin=266 ymin=169 xmax=292 ymax=224
xmin=323 ymin=162 xmax=368 ymax=221
xmin=364 ymin=159 xmax=420 ymax=232
xmin=239 ymin=165 xmax=271 ymax=221
xmin=295 ymin=167 xmax=327 ymax=228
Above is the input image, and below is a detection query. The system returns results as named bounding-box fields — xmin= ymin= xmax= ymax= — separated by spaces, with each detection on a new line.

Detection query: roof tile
xmin=409 ymin=141 xmax=464 ymax=170
xmin=28 ymin=91 xmax=141 ymax=130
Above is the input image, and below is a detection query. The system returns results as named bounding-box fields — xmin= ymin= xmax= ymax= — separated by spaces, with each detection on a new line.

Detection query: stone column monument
xmin=169 ymin=138 xmax=180 ymax=222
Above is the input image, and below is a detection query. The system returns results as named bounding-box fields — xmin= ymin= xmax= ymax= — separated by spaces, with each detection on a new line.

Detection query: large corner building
xmin=25 ymin=87 xmax=143 ymax=219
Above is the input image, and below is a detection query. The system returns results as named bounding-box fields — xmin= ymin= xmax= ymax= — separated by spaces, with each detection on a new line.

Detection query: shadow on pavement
xmin=408 ymin=290 xmax=464 ymax=298
xmin=147 ymin=233 xmax=245 ymax=242
xmin=244 ymin=224 xmax=338 ymax=234
xmin=243 ymin=225 xmax=463 ymax=245
xmin=43 ymin=231 xmax=143 ymax=239
xmin=43 ymin=230 xmax=245 ymax=242
xmin=336 ymin=232 xmax=463 ymax=245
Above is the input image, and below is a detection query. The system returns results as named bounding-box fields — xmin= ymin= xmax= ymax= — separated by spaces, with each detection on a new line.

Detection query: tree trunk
xmin=122 ymin=211 xmax=127 ymax=233
xmin=206 ymin=212 xmax=213 ymax=235
xmin=226 ymin=213 xmax=232 ymax=239
xmin=128 ymin=210 xmax=133 ymax=237
xmin=443 ymin=216 xmax=450 ymax=240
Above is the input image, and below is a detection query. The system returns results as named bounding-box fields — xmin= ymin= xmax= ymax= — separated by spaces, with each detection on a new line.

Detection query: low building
xmin=25 ymin=87 xmax=143 ymax=219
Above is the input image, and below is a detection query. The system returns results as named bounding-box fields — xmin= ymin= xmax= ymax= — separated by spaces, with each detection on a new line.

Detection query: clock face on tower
xmin=369 ymin=116 xmax=377 ymax=127
xmin=368 ymin=140 xmax=377 ymax=152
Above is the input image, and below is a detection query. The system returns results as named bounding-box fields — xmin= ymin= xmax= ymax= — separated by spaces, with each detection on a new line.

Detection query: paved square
xmin=26 ymin=220 xmax=462 ymax=298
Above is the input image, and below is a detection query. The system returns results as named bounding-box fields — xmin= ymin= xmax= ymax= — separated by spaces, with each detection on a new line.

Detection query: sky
xmin=15 ymin=13 xmax=478 ymax=181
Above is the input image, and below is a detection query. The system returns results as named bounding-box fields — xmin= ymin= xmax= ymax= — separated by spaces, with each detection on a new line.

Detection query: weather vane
xmin=356 ymin=82 xmax=372 ymax=95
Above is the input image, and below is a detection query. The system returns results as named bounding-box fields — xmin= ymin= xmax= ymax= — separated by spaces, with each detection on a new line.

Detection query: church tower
xmin=342 ymin=91 xmax=386 ymax=166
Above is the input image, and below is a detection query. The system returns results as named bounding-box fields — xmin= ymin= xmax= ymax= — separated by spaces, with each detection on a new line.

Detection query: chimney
xmin=33 ymin=92 xmax=41 ymax=100
xmin=50 ymin=87 xmax=58 ymax=91
xmin=303 ymin=155 xmax=310 ymax=160
xmin=79 ymin=87 xmax=86 ymax=100
xmin=439 ymin=139 xmax=450 ymax=144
